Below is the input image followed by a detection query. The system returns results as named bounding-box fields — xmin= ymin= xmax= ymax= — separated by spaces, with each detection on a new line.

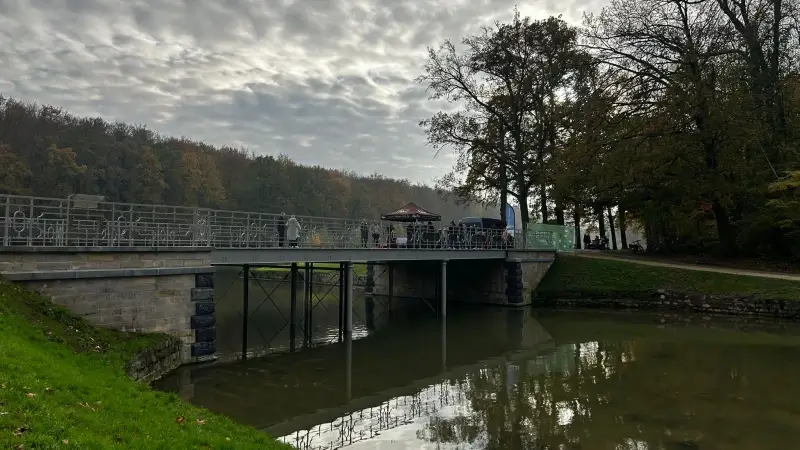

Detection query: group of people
xmin=275 ymin=214 xmax=301 ymax=247
xmin=278 ymin=215 xmax=512 ymax=249
xmin=359 ymin=220 xmax=383 ymax=247
xmin=582 ymin=232 xmax=608 ymax=250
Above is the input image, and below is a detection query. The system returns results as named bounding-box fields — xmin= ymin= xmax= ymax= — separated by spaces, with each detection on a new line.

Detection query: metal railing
xmin=0 ymin=194 xmax=571 ymax=251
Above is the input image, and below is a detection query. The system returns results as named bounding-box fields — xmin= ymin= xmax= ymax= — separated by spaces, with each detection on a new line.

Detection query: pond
xmin=155 ymin=269 xmax=800 ymax=449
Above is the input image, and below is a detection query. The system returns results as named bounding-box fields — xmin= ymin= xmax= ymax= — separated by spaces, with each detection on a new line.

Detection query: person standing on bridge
xmin=277 ymin=214 xmax=286 ymax=247
xmin=287 ymin=215 xmax=301 ymax=247
xmin=370 ymin=220 xmax=381 ymax=247
xmin=360 ymin=220 xmax=369 ymax=248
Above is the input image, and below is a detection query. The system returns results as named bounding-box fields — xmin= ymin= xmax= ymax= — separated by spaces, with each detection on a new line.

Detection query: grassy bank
xmin=255 ymin=262 xmax=367 ymax=276
xmin=538 ymin=254 xmax=800 ymax=300
xmin=0 ymin=280 xmax=292 ymax=449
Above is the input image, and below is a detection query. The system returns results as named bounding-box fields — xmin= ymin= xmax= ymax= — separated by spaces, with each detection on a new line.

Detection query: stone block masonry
xmin=0 ymin=247 xmax=215 ymax=365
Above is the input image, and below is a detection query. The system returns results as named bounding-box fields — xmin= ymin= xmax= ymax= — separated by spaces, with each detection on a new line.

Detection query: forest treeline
xmin=0 ymin=96 xmax=493 ymax=222
xmin=420 ymin=0 xmax=800 ymax=260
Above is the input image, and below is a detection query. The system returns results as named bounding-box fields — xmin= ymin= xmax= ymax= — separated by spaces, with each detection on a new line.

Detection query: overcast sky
xmin=0 ymin=0 xmax=601 ymax=185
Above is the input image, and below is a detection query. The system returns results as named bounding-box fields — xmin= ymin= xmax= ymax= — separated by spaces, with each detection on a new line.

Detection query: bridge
xmin=0 ymin=194 xmax=572 ymax=364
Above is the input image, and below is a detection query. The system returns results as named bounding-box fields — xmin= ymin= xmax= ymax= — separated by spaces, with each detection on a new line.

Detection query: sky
xmin=0 ymin=0 xmax=602 ymax=185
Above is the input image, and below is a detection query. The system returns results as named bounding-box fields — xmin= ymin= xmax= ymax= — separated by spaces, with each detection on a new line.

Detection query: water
xmin=155 ymin=271 xmax=800 ymax=449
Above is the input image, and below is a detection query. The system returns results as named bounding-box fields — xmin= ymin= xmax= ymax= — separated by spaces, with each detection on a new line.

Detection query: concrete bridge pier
xmin=371 ymin=251 xmax=555 ymax=306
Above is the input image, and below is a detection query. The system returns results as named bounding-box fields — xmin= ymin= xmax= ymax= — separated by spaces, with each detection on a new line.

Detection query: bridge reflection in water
xmin=155 ymin=305 xmax=556 ymax=449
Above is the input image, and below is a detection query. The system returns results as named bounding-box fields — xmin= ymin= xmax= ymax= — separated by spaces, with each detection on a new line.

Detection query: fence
xmin=0 ymin=194 xmax=568 ymax=251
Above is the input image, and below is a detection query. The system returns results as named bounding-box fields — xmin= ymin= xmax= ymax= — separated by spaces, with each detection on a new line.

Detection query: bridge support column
xmin=388 ymin=263 xmax=394 ymax=317
xmin=308 ymin=263 xmax=314 ymax=346
xmin=290 ymin=262 xmax=298 ymax=352
xmin=345 ymin=319 xmax=352 ymax=401
xmin=441 ymin=316 xmax=447 ymax=371
xmin=303 ymin=263 xmax=311 ymax=348
xmin=242 ymin=264 xmax=249 ymax=360
xmin=345 ymin=262 xmax=354 ymax=334
xmin=344 ymin=261 xmax=354 ymax=400
xmin=440 ymin=260 xmax=447 ymax=318
xmin=338 ymin=262 xmax=344 ymax=343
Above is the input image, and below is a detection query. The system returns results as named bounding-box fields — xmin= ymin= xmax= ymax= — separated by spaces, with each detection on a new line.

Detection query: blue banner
xmin=505 ymin=204 xmax=515 ymax=229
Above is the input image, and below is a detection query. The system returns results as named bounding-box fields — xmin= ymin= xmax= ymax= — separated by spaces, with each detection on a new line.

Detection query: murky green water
xmin=155 ymin=270 xmax=800 ymax=449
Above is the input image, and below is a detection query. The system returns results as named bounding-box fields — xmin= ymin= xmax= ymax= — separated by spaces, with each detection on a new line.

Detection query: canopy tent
xmin=380 ymin=202 xmax=441 ymax=222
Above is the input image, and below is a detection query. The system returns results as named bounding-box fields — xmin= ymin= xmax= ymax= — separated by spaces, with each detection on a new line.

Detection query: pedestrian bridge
xmin=0 ymin=194 xmax=572 ymax=362
xmin=0 ymin=194 xmax=572 ymax=265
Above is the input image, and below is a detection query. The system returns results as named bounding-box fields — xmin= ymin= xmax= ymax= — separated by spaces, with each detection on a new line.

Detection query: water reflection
xmin=158 ymin=305 xmax=800 ymax=449
xmin=213 ymin=267 xmax=438 ymax=359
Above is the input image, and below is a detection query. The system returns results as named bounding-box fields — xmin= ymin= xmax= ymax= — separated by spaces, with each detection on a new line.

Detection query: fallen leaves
xmin=195 ymin=418 xmax=206 ymax=425
xmin=175 ymin=416 xmax=185 ymax=424
xmin=13 ymin=427 xmax=28 ymax=436
xmin=24 ymin=393 xmax=34 ymax=398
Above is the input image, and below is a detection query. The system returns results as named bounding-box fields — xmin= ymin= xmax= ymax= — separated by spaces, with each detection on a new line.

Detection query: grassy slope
xmin=538 ymin=254 xmax=800 ymax=300
xmin=0 ymin=280 xmax=292 ymax=449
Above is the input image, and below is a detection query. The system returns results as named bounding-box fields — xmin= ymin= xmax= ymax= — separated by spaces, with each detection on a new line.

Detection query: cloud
xmin=0 ymin=0 xmax=603 ymax=184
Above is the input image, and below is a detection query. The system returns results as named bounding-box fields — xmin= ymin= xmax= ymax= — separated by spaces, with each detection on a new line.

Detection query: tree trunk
xmin=515 ymin=184 xmax=530 ymax=248
xmin=555 ymin=200 xmax=565 ymax=225
xmin=595 ymin=205 xmax=606 ymax=239
xmin=711 ymin=200 xmax=736 ymax=256
xmin=500 ymin=161 xmax=508 ymax=223
xmin=607 ymin=207 xmax=617 ymax=250
xmin=618 ymin=208 xmax=628 ymax=249
xmin=573 ymin=204 xmax=581 ymax=249
xmin=540 ymin=185 xmax=549 ymax=223
xmin=644 ymin=217 xmax=657 ymax=252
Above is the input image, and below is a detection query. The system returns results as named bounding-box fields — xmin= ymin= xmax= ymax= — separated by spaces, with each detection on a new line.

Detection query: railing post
xmin=27 ymin=198 xmax=33 ymax=246
xmin=3 ymin=196 xmax=10 ymax=246
xmin=128 ymin=205 xmax=134 ymax=247
xmin=245 ymin=214 xmax=251 ymax=248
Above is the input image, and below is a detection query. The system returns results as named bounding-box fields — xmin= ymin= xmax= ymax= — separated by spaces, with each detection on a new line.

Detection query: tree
xmin=0 ymin=143 xmax=31 ymax=194
xmin=39 ymin=145 xmax=87 ymax=197
xmin=418 ymin=12 xmax=585 ymax=229
xmin=583 ymin=0 xmax=750 ymax=255
xmin=128 ymin=146 xmax=167 ymax=204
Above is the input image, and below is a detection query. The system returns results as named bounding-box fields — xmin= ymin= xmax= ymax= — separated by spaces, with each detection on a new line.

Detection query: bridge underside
xmin=211 ymin=248 xmax=553 ymax=265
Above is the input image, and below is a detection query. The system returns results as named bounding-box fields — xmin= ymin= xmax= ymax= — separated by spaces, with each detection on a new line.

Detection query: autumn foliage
xmin=0 ymin=97 xmax=492 ymax=222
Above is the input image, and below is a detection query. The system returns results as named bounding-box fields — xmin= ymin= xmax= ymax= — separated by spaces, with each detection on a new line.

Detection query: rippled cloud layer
xmin=0 ymin=0 xmax=598 ymax=183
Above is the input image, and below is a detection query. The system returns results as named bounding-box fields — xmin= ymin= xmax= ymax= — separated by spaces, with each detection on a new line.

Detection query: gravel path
xmin=574 ymin=252 xmax=800 ymax=282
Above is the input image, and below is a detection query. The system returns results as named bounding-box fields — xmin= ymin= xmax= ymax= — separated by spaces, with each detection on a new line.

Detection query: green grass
xmin=254 ymin=262 xmax=367 ymax=276
xmin=538 ymin=254 xmax=800 ymax=300
xmin=0 ymin=280 xmax=292 ymax=449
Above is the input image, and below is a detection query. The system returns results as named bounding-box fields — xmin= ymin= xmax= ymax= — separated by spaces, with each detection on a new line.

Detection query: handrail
xmin=0 ymin=194 xmax=572 ymax=251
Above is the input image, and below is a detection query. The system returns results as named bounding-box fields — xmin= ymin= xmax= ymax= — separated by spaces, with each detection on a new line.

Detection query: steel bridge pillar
xmin=388 ymin=263 xmax=393 ymax=317
xmin=338 ymin=262 xmax=344 ymax=342
xmin=290 ymin=262 xmax=298 ymax=352
xmin=345 ymin=261 xmax=353 ymax=334
xmin=440 ymin=260 xmax=447 ymax=318
xmin=242 ymin=264 xmax=249 ymax=360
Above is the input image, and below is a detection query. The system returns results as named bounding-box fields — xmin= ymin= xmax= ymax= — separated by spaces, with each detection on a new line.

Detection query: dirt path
xmin=574 ymin=251 xmax=800 ymax=282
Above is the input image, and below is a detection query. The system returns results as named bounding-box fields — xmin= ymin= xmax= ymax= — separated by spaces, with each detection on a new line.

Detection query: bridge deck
xmin=212 ymin=248 xmax=555 ymax=264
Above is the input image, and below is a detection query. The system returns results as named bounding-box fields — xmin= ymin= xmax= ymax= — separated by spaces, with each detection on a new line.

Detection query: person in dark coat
xmin=583 ymin=232 xmax=591 ymax=249
xmin=277 ymin=214 xmax=286 ymax=247
xmin=447 ymin=220 xmax=457 ymax=248
xmin=360 ymin=220 xmax=369 ymax=248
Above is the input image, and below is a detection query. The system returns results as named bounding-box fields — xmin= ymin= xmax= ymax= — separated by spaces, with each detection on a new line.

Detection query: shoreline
xmin=534 ymin=289 xmax=800 ymax=320
xmin=535 ymin=254 xmax=800 ymax=320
